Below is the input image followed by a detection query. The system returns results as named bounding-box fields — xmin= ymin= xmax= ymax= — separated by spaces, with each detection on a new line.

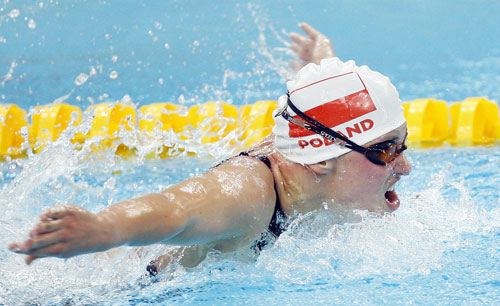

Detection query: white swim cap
xmin=273 ymin=57 xmax=406 ymax=164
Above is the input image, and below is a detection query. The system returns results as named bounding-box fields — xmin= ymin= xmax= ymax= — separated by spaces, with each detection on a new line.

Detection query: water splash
xmin=1 ymin=145 xmax=498 ymax=305
xmin=74 ymin=73 xmax=89 ymax=86
xmin=1 ymin=60 xmax=17 ymax=86
xmin=254 ymin=172 xmax=499 ymax=283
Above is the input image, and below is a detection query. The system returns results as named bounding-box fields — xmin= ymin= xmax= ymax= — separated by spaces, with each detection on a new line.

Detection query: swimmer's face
xmin=321 ymin=124 xmax=411 ymax=214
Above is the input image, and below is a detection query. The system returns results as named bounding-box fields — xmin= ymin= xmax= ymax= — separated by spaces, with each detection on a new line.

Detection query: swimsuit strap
xmin=237 ymin=151 xmax=271 ymax=167
xmin=237 ymin=152 xmax=287 ymax=252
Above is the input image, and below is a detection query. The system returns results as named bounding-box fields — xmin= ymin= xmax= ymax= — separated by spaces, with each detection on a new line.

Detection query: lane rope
xmin=1 ymin=98 xmax=499 ymax=158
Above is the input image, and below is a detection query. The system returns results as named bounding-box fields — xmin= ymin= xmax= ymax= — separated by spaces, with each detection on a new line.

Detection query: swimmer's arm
xmin=289 ymin=22 xmax=336 ymax=70
xmin=10 ymin=156 xmax=276 ymax=264
xmin=103 ymin=155 xmax=277 ymax=249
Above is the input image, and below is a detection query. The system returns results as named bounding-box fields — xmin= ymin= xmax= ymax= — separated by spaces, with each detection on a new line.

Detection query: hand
xmin=9 ymin=205 xmax=112 ymax=264
xmin=289 ymin=22 xmax=336 ymax=71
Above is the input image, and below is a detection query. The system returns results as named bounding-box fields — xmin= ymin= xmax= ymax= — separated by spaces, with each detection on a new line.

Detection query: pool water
xmin=1 ymin=148 xmax=499 ymax=305
xmin=1 ymin=1 xmax=500 ymax=305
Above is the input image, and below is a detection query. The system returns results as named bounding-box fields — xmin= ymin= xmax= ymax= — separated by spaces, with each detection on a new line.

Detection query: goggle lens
xmin=364 ymin=140 xmax=407 ymax=166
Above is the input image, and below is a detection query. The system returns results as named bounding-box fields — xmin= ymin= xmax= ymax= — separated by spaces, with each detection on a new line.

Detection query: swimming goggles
xmin=275 ymin=93 xmax=407 ymax=166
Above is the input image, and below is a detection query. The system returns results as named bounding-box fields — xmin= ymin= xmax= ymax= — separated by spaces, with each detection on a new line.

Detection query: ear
xmin=308 ymin=159 xmax=336 ymax=175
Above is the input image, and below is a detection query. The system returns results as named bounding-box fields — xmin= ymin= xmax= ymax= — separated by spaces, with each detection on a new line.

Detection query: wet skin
xmin=319 ymin=124 xmax=411 ymax=214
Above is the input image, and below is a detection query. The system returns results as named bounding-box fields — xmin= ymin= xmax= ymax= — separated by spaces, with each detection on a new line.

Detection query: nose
xmin=392 ymin=152 xmax=411 ymax=176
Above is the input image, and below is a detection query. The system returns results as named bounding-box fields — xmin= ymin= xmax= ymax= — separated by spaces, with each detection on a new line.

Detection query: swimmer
xmin=9 ymin=23 xmax=411 ymax=272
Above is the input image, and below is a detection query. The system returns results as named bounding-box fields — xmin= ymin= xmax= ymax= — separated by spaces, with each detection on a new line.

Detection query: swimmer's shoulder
xmin=216 ymin=137 xmax=276 ymax=174
xmin=219 ymin=152 xmax=275 ymax=187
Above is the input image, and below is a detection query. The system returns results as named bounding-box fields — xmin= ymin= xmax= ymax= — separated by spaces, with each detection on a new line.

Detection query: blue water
xmin=1 ymin=1 xmax=500 ymax=305
xmin=1 ymin=0 xmax=500 ymax=108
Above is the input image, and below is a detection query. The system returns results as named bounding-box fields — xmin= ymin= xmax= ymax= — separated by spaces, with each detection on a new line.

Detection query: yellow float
xmin=449 ymin=97 xmax=499 ymax=146
xmin=0 ymin=104 xmax=28 ymax=158
xmin=402 ymin=99 xmax=449 ymax=148
xmin=29 ymin=103 xmax=81 ymax=153
xmin=0 ymin=97 xmax=499 ymax=159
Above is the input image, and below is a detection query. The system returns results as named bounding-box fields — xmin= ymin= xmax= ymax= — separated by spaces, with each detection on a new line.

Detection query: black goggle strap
xmin=277 ymin=93 xmax=368 ymax=155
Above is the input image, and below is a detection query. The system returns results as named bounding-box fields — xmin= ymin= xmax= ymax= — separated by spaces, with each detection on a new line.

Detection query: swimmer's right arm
xmin=9 ymin=155 xmax=276 ymax=264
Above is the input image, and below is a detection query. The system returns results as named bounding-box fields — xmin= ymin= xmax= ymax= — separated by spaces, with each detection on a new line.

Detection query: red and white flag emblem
xmin=288 ymin=72 xmax=377 ymax=138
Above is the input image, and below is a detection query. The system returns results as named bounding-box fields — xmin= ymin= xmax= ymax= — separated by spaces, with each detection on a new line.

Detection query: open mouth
xmin=384 ymin=185 xmax=400 ymax=211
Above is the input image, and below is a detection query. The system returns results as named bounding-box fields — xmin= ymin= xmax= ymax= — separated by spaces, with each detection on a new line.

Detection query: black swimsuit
xmin=147 ymin=152 xmax=286 ymax=276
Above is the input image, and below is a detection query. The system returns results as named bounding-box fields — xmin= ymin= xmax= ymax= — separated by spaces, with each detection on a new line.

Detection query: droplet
xmin=164 ymin=43 xmax=170 ymax=49
xmin=104 ymin=177 xmax=116 ymax=190
xmin=193 ymin=40 xmax=200 ymax=46
xmin=109 ymin=71 xmax=118 ymax=79
xmin=111 ymin=55 xmax=118 ymax=63
xmin=158 ymin=78 xmax=164 ymax=85
xmin=8 ymin=9 xmax=20 ymax=18
xmin=154 ymin=21 xmax=162 ymax=30
xmin=98 ymin=93 xmax=109 ymax=100
xmin=28 ymin=19 xmax=36 ymax=29
xmin=74 ymin=73 xmax=89 ymax=86
xmin=0 ymin=37 xmax=6 ymax=44
xmin=121 ymin=94 xmax=132 ymax=103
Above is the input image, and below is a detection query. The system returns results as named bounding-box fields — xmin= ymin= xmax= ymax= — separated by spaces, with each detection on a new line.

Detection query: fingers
xmin=299 ymin=22 xmax=321 ymax=39
xmin=9 ymin=204 xmax=93 ymax=264
xmin=290 ymin=42 xmax=313 ymax=62
xmin=11 ymin=231 xmax=65 ymax=254
xmin=26 ymin=255 xmax=38 ymax=265
xmin=30 ymin=219 xmax=63 ymax=236
xmin=289 ymin=31 xmax=311 ymax=46
xmin=290 ymin=22 xmax=332 ymax=64
xmin=40 ymin=205 xmax=77 ymax=221
xmin=21 ymin=243 xmax=68 ymax=263
xmin=9 ymin=212 xmax=66 ymax=257
xmin=10 ymin=238 xmax=68 ymax=262
xmin=290 ymin=42 xmax=301 ymax=54
xmin=8 ymin=242 xmax=22 ymax=253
